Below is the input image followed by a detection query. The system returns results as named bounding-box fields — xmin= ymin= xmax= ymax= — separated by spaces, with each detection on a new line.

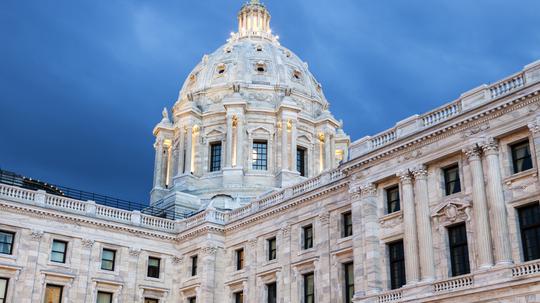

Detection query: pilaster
xmin=398 ymin=169 xmax=420 ymax=284
xmin=360 ymin=183 xmax=383 ymax=295
xmin=349 ymin=181 xmax=366 ymax=299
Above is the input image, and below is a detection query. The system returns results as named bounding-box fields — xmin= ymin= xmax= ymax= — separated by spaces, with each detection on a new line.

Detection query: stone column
xmin=280 ymin=225 xmax=292 ymax=303
xmin=361 ymin=183 xmax=383 ymax=294
xmin=481 ymin=138 xmax=513 ymax=265
xmin=324 ymin=133 xmax=331 ymax=170
xmin=411 ymin=166 xmax=435 ymax=281
xmin=290 ymin=120 xmax=297 ymax=172
xmin=236 ymin=114 xmax=245 ymax=168
xmin=177 ymin=127 xmax=185 ymax=175
xmin=529 ymin=120 xmax=540 ymax=171
xmin=399 ymin=170 xmax=420 ymax=284
xmin=349 ymin=183 xmax=366 ymax=298
xmin=282 ymin=121 xmax=289 ymax=171
xmin=185 ymin=126 xmax=193 ymax=174
xmin=330 ymin=134 xmax=336 ymax=168
xmin=153 ymin=139 xmax=163 ymax=188
xmin=317 ymin=212 xmax=332 ymax=302
xmin=200 ymin=246 xmax=218 ymax=303
xmin=247 ymin=239 xmax=258 ymax=302
xmin=226 ymin=115 xmax=233 ymax=168
xmin=464 ymin=146 xmax=494 ymax=268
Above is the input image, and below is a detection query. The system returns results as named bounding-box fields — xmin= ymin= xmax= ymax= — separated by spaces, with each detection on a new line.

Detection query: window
xmin=302 ymin=225 xmax=313 ymax=250
xmin=234 ymin=291 xmax=244 ymax=303
xmin=342 ymin=212 xmax=353 ymax=238
xmin=266 ymin=282 xmax=276 ymax=303
xmin=511 ymin=140 xmax=533 ymax=174
xmin=268 ymin=237 xmax=277 ymax=261
xmin=303 ymin=273 xmax=314 ymax=303
xmin=210 ymin=142 xmax=222 ymax=172
xmin=44 ymin=284 xmax=63 ymax=303
xmin=188 ymin=297 xmax=196 ymax=303
xmin=50 ymin=240 xmax=67 ymax=263
xmin=344 ymin=262 xmax=354 ymax=303
xmin=518 ymin=203 xmax=540 ymax=261
xmin=443 ymin=165 xmax=461 ymax=195
xmin=236 ymin=248 xmax=244 ymax=270
xmin=101 ymin=249 xmax=116 ymax=271
xmin=0 ymin=278 xmax=8 ymax=303
xmin=388 ymin=240 xmax=406 ymax=289
xmin=144 ymin=299 xmax=158 ymax=303
xmin=147 ymin=257 xmax=161 ymax=278
xmin=217 ymin=64 xmax=226 ymax=75
xmin=96 ymin=291 xmax=113 ymax=303
xmin=191 ymin=255 xmax=198 ymax=276
xmin=252 ymin=141 xmax=268 ymax=170
xmin=386 ymin=186 xmax=401 ymax=213
xmin=448 ymin=223 xmax=470 ymax=276
xmin=297 ymin=147 xmax=306 ymax=176
xmin=0 ymin=231 xmax=14 ymax=255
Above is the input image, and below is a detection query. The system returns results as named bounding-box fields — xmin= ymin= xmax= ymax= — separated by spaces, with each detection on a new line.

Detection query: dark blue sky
xmin=1 ymin=0 xmax=539 ymax=203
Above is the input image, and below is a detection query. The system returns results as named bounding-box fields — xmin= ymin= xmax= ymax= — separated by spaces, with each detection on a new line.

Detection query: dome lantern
xmin=238 ymin=0 xmax=271 ymax=38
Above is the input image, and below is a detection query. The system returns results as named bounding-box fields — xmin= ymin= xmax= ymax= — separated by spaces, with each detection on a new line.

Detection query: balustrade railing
xmin=46 ymin=195 xmax=87 ymax=212
xmin=433 ymin=275 xmax=473 ymax=292
xmin=371 ymin=130 xmax=397 ymax=149
xmin=141 ymin=214 xmax=175 ymax=231
xmin=422 ymin=101 xmax=461 ymax=127
xmin=512 ymin=260 xmax=540 ymax=278
xmin=377 ymin=289 xmax=402 ymax=303
xmin=96 ymin=205 xmax=132 ymax=222
xmin=0 ymin=183 xmax=36 ymax=201
xmin=490 ymin=73 xmax=525 ymax=98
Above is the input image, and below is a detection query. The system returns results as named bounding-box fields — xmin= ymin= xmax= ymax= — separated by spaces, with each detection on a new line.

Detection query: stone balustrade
xmin=490 ymin=73 xmax=525 ymax=98
xmin=370 ymin=129 xmax=397 ymax=149
xmin=512 ymin=260 xmax=540 ymax=278
xmin=421 ymin=101 xmax=461 ymax=127
xmin=377 ymin=289 xmax=403 ymax=303
xmin=433 ymin=275 xmax=473 ymax=292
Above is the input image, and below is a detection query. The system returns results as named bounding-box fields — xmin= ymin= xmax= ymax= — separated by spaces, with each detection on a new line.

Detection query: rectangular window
xmin=297 ymin=147 xmax=306 ymax=177
xmin=50 ymin=240 xmax=67 ymax=263
xmin=386 ymin=185 xmax=401 ymax=213
xmin=266 ymin=282 xmax=276 ymax=303
xmin=236 ymin=248 xmax=244 ymax=270
xmin=0 ymin=231 xmax=14 ymax=255
xmin=448 ymin=223 xmax=471 ymax=276
xmin=511 ymin=140 xmax=533 ymax=174
xmin=303 ymin=225 xmax=313 ymax=250
xmin=210 ymin=142 xmax=222 ymax=172
xmin=252 ymin=141 xmax=268 ymax=170
xmin=101 ymin=249 xmax=116 ymax=271
xmin=234 ymin=291 xmax=244 ymax=303
xmin=388 ymin=240 xmax=406 ymax=289
xmin=0 ymin=278 xmax=8 ymax=303
xmin=342 ymin=212 xmax=353 ymax=238
xmin=443 ymin=165 xmax=461 ymax=196
xmin=144 ymin=299 xmax=158 ymax=303
xmin=303 ymin=272 xmax=314 ymax=303
xmin=268 ymin=237 xmax=277 ymax=261
xmin=188 ymin=297 xmax=196 ymax=303
xmin=147 ymin=257 xmax=161 ymax=278
xmin=518 ymin=203 xmax=540 ymax=261
xmin=344 ymin=262 xmax=354 ymax=303
xmin=44 ymin=284 xmax=63 ymax=303
xmin=191 ymin=255 xmax=198 ymax=276
xmin=96 ymin=291 xmax=113 ymax=303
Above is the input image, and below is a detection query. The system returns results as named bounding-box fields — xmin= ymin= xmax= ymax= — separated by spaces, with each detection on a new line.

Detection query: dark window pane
xmin=236 ymin=249 xmax=244 ymax=270
xmin=303 ymin=273 xmax=314 ymax=303
xmin=144 ymin=299 xmax=158 ymax=303
xmin=518 ymin=203 xmax=540 ymax=261
xmin=235 ymin=291 xmax=244 ymax=303
xmin=147 ymin=257 xmax=160 ymax=278
xmin=210 ymin=143 xmax=222 ymax=172
xmin=388 ymin=240 xmax=406 ymax=289
xmin=188 ymin=297 xmax=196 ymax=303
xmin=191 ymin=255 xmax=198 ymax=276
xmin=51 ymin=240 xmax=67 ymax=263
xmin=267 ymin=282 xmax=276 ymax=303
xmin=448 ymin=223 xmax=470 ymax=276
xmin=386 ymin=186 xmax=401 ymax=213
xmin=342 ymin=212 xmax=353 ymax=237
xmin=97 ymin=292 xmax=113 ymax=303
xmin=252 ymin=141 xmax=268 ymax=170
xmin=44 ymin=284 xmax=63 ymax=303
xmin=297 ymin=148 xmax=306 ymax=177
xmin=0 ymin=231 xmax=14 ymax=255
xmin=101 ymin=249 xmax=116 ymax=271
xmin=344 ymin=262 xmax=354 ymax=303
xmin=512 ymin=141 xmax=533 ymax=174
xmin=303 ymin=225 xmax=313 ymax=250
xmin=268 ymin=238 xmax=277 ymax=261
xmin=444 ymin=165 xmax=461 ymax=195
xmin=0 ymin=278 xmax=8 ymax=302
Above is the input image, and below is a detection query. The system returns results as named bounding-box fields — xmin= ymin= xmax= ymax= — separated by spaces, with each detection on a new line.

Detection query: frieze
xmin=461 ymin=122 xmax=490 ymax=138
xmin=432 ymin=197 xmax=472 ymax=230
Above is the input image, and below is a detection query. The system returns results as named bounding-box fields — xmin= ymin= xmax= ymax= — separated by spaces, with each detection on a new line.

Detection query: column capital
xmin=480 ymin=137 xmax=499 ymax=155
xmin=528 ymin=120 xmax=539 ymax=134
xmin=463 ymin=145 xmax=482 ymax=161
xmin=360 ymin=183 xmax=377 ymax=197
xmin=411 ymin=165 xmax=428 ymax=180
xmin=397 ymin=169 xmax=413 ymax=184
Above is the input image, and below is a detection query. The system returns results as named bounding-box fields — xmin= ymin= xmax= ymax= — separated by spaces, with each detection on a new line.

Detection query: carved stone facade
xmin=1 ymin=2 xmax=540 ymax=303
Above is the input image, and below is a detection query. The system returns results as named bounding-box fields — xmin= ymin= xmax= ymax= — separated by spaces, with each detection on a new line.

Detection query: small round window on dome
xmin=224 ymin=46 xmax=232 ymax=54
xmin=216 ymin=64 xmax=226 ymax=75
xmin=293 ymin=70 xmax=302 ymax=80
xmin=255 ymin=62 xmax=267 ymax=73
xmin=255 ymin=45 xmax=263 ymax=52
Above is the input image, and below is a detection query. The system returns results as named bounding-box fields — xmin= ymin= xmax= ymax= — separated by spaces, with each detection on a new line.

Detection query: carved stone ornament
xmin=30 ymin=230 xmax=44 ymax=240
xmin=248 ymin=238 xmax=258 ymax=248
xmin=201 ymin=246 xmax=218 ymax=256
xmin=173 ymin=256 xmax=184 ymax=264
xmin=319 ymin=212 xmax=330 ymax=224
xmin=129 ymin=247 xmax=142 ymax=257
xmin=528 ymin=120 xmax=539 ymax=134
xmin=432 ymin=198 xmax=472 ymax=230
xmin=461 ymin=122 xmax=490 ymax=138
xmin=81 ymin=239 xmax=95 ymax=249
xmin=360 ymin=183 xmax=377 ymax=198
xmin=463 ymin=145 xmax=482 ymax=161
xmin=480 ymin=137 xmax=499 ymax=154
xmin=397 ymin=170 xmax=413 ymax=184
xmin=280 ymin=223 xmax=290 ymax=237
xmin=397 ymin=149 xmax=423 ymax=163
xmin=379 ymin=213 xmax=403 ymax=228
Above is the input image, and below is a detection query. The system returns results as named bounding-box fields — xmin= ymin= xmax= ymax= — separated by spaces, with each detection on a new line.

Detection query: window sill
xmin=183 ymin=275 xmax=199 ymax=284
xmin=297 ymin=248 xmax=315 ymax=256
xmin=144 ymin=276 xmax=164 ymax=283
xmin=337 ymin=236 xmax=352 ymax=245
xmin=97 ymin=269 xmax=119 ymax=275
xmin=47 ymin=261 xmax=71 ymax=269
xmin=504 ymin=169 xmax=537 ymax=185
xmin=380 ymin=210 xmax=403 ymax=222
xmin=0 ymin=254 xmax=17 ymax=261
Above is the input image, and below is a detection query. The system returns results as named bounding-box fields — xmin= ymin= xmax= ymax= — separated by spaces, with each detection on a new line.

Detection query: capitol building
xmin=1 ymin=1 xmax=540 ymax=303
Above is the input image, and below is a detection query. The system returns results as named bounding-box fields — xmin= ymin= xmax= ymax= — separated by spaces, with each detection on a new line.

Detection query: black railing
xmin=0 ymin=169 xmax=194 ymax=220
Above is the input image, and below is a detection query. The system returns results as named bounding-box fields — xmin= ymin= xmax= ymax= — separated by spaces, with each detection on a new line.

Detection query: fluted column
xmin=290 ymin=120 xmax=297 ymax=172
xmin=226 ymin=115 xmax=233 ymax=168
xmin=185 ymin=126 xmax=193 ymax=174
xmin=324 ymin=133 xmax=331 ymax=170
xmin=399 ymin=170 xmax=420 ymax=284
xmin=481 ymin=138 xmax=513 ymax=265
xmin=153 ymin=139 xmax=164 ymax=188
xmin=464 ymin=146 xmax=494 ymax=268
xmin=529 ymin=120 xmax=540 ymax=172
xmin=411 ymin=166 xmax=435 ymax=281
xmin=361 ymin=183 xmax=383 ymax=294
xmin=236 ymin=114 xmax=244 ymax=168
xmin=349 ymin=184 xmax=366 ymax=299
xmin=177 ymin=127 xmax=185 ymax=175
xmin=281 ymin=121 xmax=289 ymax=171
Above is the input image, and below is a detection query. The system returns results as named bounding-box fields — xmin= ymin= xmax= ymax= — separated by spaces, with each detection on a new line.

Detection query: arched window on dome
xmin=216 ymin=63 xmax=226 ymax=76
xmin=255 ymin=44 xmax=263 ymax=52
xmin=255 ymin=62 xmax=267 ymax=74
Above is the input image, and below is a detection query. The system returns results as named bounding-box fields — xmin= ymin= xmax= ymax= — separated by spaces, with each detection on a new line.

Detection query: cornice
xmin=344 ymin=90 xmax=540 ymax=172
